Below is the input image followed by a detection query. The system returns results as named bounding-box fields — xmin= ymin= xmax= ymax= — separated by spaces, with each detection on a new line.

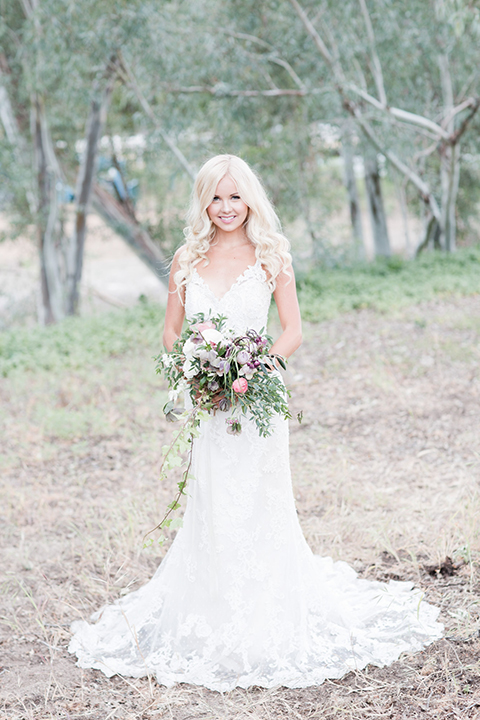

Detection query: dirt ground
xmin=1 ymin=295 xmax=480 ymax=719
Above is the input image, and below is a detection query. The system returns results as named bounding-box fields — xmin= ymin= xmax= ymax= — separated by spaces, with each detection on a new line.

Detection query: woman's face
xmin=206 ymin=175 xmax=249 ymax=234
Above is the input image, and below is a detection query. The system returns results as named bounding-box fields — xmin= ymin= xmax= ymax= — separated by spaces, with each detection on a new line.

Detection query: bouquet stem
xmin=143 ymin=406 xmax=200 ymax=547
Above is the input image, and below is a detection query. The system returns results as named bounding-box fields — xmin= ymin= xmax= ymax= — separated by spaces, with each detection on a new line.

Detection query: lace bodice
xmin=184 ymin=259 xmax=271 ymax=333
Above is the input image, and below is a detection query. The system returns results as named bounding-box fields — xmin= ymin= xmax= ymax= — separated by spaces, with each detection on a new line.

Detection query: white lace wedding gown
xmin=69 ymin=260 xmax=443 ymax=691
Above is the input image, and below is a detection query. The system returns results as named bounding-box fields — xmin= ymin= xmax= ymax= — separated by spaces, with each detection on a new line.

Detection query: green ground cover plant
xmin=0 ymin=302 xmax=164 ymax=377
xmin=298 ymin=246 xmax=480 ymax=321
xmin=1 ymin=247 xmax=479 ymax=377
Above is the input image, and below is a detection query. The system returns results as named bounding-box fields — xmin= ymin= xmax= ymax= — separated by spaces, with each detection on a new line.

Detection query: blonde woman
xmin=163 ymin=154 xmax=301 ymax=360
xmin=70 ymin=155 xmax=442 ymax=690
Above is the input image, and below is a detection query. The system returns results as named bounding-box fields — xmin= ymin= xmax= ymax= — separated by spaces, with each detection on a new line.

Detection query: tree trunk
xmin=296 ymin=137 xmax=323 ymax=260
xmin=289 ymin=0 xmax=479 ymax=258
xmin=66 ymin=68 xmax=117 ymax=315
xmin=439 ymin=143 xmax=460 ymax=252
xmin=32 ymin=96 xmax=66 ymax=324
xmin=0 ymin=84 xmax=22 ymax=145
xmin=415 ymin=213 xmax=441 ymax=256
xmin=364 ymin=147 xmax=390 ymax=257
xmin=341 ymin=121 xmax=364 ymax=259
xmin=395 ymin=178 xmax=411 ymax=256
xmin=438 ymin=51 xmax=459 ymax=253
xmin=0 ymin=69 xmax=36 ymax=214
xmin=91 ymin=183 xmax=170 ymax=285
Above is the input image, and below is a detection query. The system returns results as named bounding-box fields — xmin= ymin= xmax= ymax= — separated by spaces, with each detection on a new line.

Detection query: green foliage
xmin=3 ymin=0 xmax=480 ymax=272
xmin=36 ymin=404 xmax=106 ymax=439
xmin=143 ymin=406 xmax=205 ymax=548
xmin=156 ymin=312 xmax=290 ymax=438
xmin=2 ymin=246 xmax=479 ymax=378
xmin=0 ymin=302 xmax=164 ymax=377
xmin=298 ymin=246 xmax=480 ymax=322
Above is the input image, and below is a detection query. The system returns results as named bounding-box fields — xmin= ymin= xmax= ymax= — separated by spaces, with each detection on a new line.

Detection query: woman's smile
xmin=207 ymin=175 xmax=249 ymax=235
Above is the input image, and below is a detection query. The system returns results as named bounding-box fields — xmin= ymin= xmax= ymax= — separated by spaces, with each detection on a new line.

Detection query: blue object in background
xmin=56 ymin=181 xmax=75 ymax=203
xmin=107 ymin=168 xmax=139 ymax=204
xmin=127 ymin=178 xmax=139 ymax=203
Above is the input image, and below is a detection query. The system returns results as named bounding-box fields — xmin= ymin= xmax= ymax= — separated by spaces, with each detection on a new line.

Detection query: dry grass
xmin=1 ymin=296 xmax=480 ymax=719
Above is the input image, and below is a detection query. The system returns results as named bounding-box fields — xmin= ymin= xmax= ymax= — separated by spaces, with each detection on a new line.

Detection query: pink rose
xmin=191 ymin=321 xmax=215 ymax=333
xmin=232 ymin=378 xmax=248 ymax=394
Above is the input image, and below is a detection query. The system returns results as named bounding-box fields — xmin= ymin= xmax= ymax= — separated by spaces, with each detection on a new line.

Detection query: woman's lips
xmin=219 ymin=215 xmax=236 ymax=224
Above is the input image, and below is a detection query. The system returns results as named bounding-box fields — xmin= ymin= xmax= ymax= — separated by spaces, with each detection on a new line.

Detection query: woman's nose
xmin=220 ymin=198 xmax=232 ymax=212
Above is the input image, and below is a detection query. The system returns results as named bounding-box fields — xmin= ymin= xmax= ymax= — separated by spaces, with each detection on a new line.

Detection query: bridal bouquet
xmin=145 ymin=313 xmax=290 ymax=546
xmin=157 ymin=313 xmax=290 ymax=438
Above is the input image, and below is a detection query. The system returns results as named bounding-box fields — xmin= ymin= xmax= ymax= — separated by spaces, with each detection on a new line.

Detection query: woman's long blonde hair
xmin=174 ymin=154 xmax=292 ymax=293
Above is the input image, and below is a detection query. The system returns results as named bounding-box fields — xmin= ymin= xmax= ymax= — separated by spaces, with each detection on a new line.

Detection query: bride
xmin=69 ymin=154 xmax=442 ymax=691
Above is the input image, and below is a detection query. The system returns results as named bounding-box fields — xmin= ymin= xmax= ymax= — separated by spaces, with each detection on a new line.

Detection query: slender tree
xmin=287 ymin=0 xmax=480 ymax=252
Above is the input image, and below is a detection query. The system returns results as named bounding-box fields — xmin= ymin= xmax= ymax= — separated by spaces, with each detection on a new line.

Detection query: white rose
xmin=201 ymin=328 xmax=225 ymax=345
xmin=168 ymin=388 xmax=179 ymax=403
xmin=177 ymin=379 xmax=188 ymax=393
xmin=182 ymin=357 xmax=197 ymax=379
xmin=183 ymin=338 xmax=196 ymax=358
xmin=239 ymin=365 xmax=256 ymax=380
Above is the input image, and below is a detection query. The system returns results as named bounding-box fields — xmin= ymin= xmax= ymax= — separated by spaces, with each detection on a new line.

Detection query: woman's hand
xmin=263 ymin=353 xmax=287 ymax=372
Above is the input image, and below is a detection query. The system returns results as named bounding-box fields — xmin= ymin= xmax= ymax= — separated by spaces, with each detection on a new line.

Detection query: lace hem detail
xmin=69 ymin=549 xmax=443 ymax=691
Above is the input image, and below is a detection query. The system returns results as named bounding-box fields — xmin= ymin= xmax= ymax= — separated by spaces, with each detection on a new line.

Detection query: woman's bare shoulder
xmin=266 ymin=261 xmax=294 ymax=287
xmin=174 ymin=245 xmax=187 ymax=258
xmin=172 ymin=245 xmax=187 ymax=268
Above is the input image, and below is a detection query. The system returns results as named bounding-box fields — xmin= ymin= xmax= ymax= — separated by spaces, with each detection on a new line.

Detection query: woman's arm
xmin=162 ymin=249 xmax=186 ymax=351
xmin=270 ymin=265 xmax=302 ymax=360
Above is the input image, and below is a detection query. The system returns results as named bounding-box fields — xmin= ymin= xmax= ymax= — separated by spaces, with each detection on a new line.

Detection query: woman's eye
xmin=232 ymin=195 xmax=240 ymax=200
xmin=212 ymin=196 xmax=219 ymax=201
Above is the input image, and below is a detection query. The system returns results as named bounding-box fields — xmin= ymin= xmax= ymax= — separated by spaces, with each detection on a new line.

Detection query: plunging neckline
xmin=192 ymin=259 xmax=260 ymax=301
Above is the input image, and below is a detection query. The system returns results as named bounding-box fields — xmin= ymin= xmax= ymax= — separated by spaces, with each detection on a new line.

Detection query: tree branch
xmin=349 ymin=106 xmax=441 ymax=221
xmin=457 ymin=68 xmax=479 ymax=104
xmin=260 ymin=68 xmax=278 ymax=91
xmin=92 ymin=183 xmax=170 ymax=285
xmin=224 ymin=30 xmax=273 ymax=50
xmin=0 ymin=68 xmax=36 ymax=214
xmin=223 ymin=30 xmax=306 ymax=90
xmin=358 ymin=0 xmax=387 ymax=105
xmin=438 ymin=52 xmax=454 ymax=134
xmin=66 ymin=60 xmax=119 ymax=315
xmin=159 ymin=84 xmax=329 ymax=97
xmin=390 ymin=118 xmax=443 ymax=142
xmin=441 ymin=97 xmax=478 ymax=130
xmin=288 ymin=0 xmax=333 ymax=66
xmin=289 ymin=0 xmax=455 ymax=146
xmin=0 ymin=83 xmax=21 ymax=146
xmin=413 ymin=139 xmax=441 ymax=163
xmin=19 ymin=0 xmax=33 ymax=17
xmin=447 ymin=97 xmax=480 ymax=145
xmin=348 ymin=85 xmax=450 ymax=138
xmin=268 ymin=56 xmax=306 ymax=90
xmin=118 ymin=54 xmax=196 ymax=181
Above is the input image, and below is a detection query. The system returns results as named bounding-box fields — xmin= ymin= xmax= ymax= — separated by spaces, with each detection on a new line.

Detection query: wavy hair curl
xmin=174 ymin=155 xmax=292 ymax=294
